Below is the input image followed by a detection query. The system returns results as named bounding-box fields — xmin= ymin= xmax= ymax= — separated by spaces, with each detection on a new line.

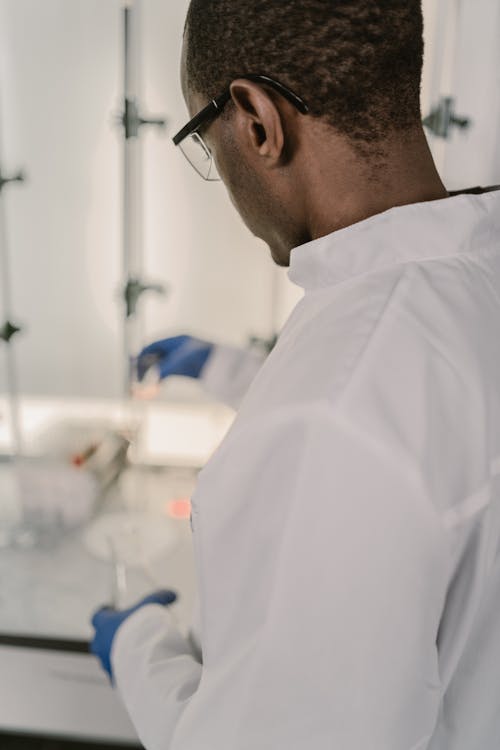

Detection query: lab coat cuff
xmin=111 ymin=604 xmax=173 ymax=678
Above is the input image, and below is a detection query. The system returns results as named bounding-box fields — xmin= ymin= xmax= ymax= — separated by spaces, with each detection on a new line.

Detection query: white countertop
xmin=0 ymin=397 xmax=234 ymax=742
xmin=0 ymin=395 xmax=234 ymax=641
xmin=0 ymin=465 xmax=200 ymax=642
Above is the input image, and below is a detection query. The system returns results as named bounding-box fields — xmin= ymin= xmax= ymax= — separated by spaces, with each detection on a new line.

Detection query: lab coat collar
xmin=288 ymin=191 xmax=500 ymax=290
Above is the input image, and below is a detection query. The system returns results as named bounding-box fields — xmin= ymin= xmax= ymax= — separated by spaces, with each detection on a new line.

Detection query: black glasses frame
xmin=172 ymin=74 xmax=309 ymax=147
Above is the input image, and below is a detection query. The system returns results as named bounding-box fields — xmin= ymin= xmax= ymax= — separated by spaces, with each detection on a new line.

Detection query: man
xmin=91 ymin=2 xmax=500 ymax=748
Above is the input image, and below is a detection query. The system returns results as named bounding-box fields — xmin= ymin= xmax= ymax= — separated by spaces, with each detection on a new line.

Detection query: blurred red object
xmin=166 ymin=499 xmax=192 ymax=520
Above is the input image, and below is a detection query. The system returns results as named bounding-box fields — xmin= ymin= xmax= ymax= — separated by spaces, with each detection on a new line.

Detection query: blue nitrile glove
xmin=90 ymin=590 xmax=177 ymax=680
xmin=136 ymin=335 xmax=214 ymax=382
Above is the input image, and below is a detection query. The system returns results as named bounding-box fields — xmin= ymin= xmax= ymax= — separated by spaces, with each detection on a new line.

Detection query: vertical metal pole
xmin=0 ymin=94 xmax=24 ymax=457
xmin=119 ymin=0 xmax=166 ymax=398
xmin=122 ymin=1 xmax=133 ymax=398
xmin=122 ymin=0 xmax=144 ymax=397
xmin=0 ymin=193 xmax=22 ymax=456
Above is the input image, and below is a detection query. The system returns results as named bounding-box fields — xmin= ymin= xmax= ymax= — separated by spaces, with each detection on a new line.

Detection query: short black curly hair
xmin=185 ymin=0 xmax=424 ymax=147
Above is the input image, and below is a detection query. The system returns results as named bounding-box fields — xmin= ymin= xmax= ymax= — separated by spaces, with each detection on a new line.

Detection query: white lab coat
xmin=112 ymin=191 xmax=500 ymax=750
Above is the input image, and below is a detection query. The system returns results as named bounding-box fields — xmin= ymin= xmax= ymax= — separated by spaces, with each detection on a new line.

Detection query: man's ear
xmin=228 ymin=79 xmax=286 ymax=166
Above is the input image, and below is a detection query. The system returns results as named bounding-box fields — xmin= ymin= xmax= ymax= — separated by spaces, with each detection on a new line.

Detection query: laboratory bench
xmin=0 ymin=396 xmax=234 ymax=745
xmin=0 ymin=463 xmax=200 ymax=745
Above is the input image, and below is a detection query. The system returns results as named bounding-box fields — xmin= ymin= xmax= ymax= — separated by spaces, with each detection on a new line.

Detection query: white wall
xmin=440 ymin=0 xmax=500 ymax=188
xmin=421 ymin=0 xmax=500 ymax=187
xmin=0 ymin=0 xmax=123 ymax=397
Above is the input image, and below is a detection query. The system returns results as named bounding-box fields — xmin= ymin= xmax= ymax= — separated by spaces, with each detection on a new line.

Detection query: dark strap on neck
xmin=448 ymin=185 xmax=500 ymax=196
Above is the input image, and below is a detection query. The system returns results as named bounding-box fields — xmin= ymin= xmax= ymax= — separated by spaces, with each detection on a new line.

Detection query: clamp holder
xmin=124 ymin=277 xmax=167 ymax=318
xmin=0 ymin=320 xmax=22 ymax=343
xmin=423 ymin=97 xmax=471 ymax=140
xmin=0 ymin=169 xmax=25 ymax=193
xmin=120 ymin=98 xmax=167 ymax=139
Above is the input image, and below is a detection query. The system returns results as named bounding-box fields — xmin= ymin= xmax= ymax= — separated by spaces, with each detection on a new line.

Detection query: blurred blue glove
xmin=90 ymin=589 xmax=177 ymax=680
xmin=136 ymin=335 xmax=214 ymax=382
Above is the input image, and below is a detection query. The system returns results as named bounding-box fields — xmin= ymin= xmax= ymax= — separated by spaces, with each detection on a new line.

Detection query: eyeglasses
xmin=172 ymin=74 xmax=309 ymax=181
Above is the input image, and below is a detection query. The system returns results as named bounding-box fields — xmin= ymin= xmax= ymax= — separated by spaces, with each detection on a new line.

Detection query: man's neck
xmin=302 ymin=126 xmax=449 ymax=241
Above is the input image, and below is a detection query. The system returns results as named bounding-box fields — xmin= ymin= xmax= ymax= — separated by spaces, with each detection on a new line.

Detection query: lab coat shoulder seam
xmin=334 ymin=267 xmax=413 ymax=411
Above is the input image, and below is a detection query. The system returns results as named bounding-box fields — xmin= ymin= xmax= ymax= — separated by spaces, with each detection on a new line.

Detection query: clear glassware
xmin=0 ymin=455 xmax=99 ymax=548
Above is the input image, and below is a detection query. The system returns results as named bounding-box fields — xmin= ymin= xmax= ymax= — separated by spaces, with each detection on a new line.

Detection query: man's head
xmin=181 ymin=0 xmax=426 ymax=265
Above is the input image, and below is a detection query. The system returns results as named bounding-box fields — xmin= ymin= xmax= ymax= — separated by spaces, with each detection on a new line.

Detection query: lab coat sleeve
xmin=111 ymin=604 xmax=202 ymax=750
xmin=199 ymin=343 xmax=267 ymax=409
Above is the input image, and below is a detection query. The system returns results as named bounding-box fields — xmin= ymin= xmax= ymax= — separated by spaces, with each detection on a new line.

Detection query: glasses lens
xmin=179 ymin=132 xmax=220 ymax=181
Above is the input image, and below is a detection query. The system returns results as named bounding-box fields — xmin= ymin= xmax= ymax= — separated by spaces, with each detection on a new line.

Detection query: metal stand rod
xmin=119 ymin=0 xmax=167 ymax=397
xmin=0 ymin=166 xmax=25 ymax=457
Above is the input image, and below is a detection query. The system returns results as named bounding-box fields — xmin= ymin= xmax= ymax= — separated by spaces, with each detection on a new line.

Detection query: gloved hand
xmin=136 ymin=335 xmax=214 ymax=382
xmin=90 ymin=589 xmax=177 ymax=680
